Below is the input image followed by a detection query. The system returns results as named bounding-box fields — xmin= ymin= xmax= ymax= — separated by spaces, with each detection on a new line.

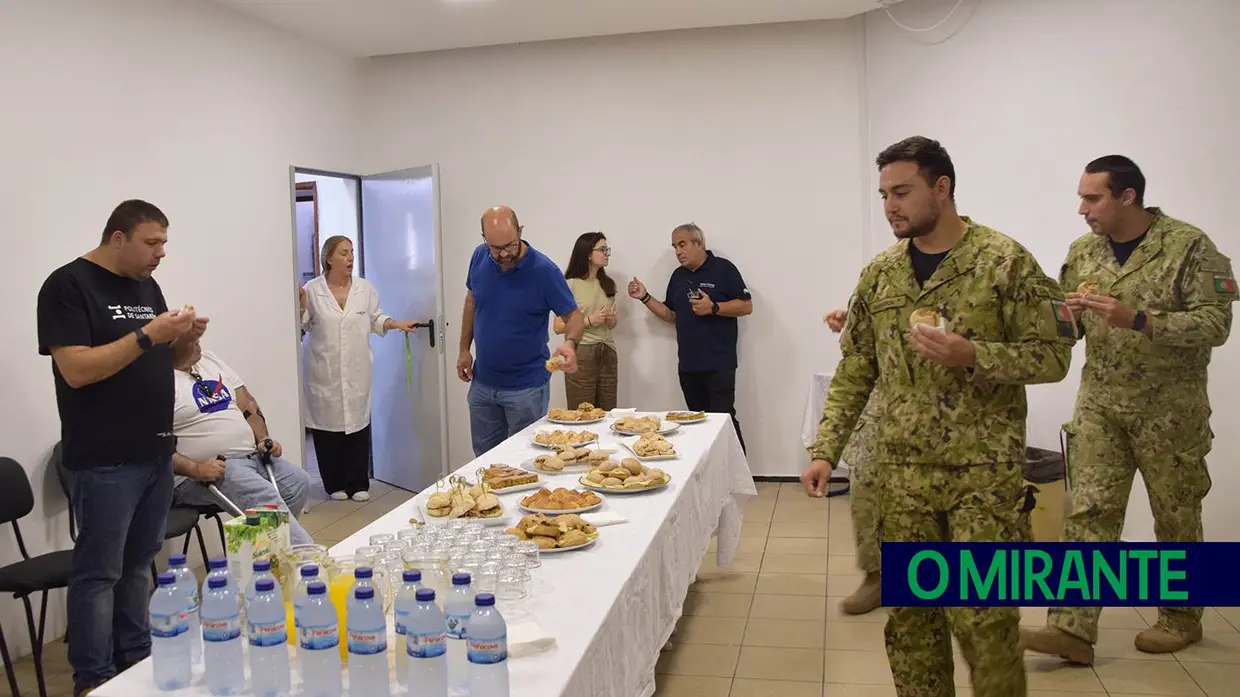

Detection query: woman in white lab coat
xmin=300 ymin=235 xmax=417 ymax=501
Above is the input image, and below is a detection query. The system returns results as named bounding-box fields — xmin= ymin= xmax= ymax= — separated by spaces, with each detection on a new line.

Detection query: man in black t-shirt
xmin=628 ymin=223 xmax=753 ymax=452
xmin=37 ymin=199 xmax=206 ymax=697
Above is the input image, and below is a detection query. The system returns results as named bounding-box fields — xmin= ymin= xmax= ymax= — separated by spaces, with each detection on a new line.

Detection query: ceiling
xmin=215 ymin=0 xmax=900 ymax=58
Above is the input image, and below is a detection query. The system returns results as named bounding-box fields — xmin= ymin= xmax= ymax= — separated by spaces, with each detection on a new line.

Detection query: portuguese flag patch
xmin=1214 ymin=275 xmax=1237 ymax=295
xmin=1052 ymin=300 xmax=1073 ymax=323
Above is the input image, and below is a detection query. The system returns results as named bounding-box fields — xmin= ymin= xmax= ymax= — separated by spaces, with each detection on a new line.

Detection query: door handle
xmin=413 ymin=319 xmax=435 ymax=347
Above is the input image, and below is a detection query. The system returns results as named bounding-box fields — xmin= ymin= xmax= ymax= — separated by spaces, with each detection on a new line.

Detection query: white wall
xmin=359 ymin=20 xmax=869 ymax=476
xmin=864 ymin=0 xmax=1240 ymax=541
xmin=294 ymin=173 xmax=361 ymax=276
xmin=0 ymin=0 xmax=361 ymax=655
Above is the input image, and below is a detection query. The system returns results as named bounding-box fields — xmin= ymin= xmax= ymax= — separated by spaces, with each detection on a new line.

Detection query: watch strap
xmin=134 ymin=328 xmax=153 ymax=351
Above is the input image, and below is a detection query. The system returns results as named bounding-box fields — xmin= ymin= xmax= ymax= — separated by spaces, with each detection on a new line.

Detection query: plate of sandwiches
xmin=477 ymin=464 xmax=543 ymax=494
xmin=610 ymin=415 xmax=681 ymax=436
xmin=620 ymin=432 xmax=678 ymax=461
xmin=578 ymin=458 xmax=671 ymax=494
xmin=517 ymin=487 xmax=605 ymax=515
xmin=546 ymin=403 xmax=608 ymax=425
xmin=504 ymin=513 xmax=599 ymax=553
xmin=664 ymin=410 xmax=708 ymax=424
xmin=523 ymin=447 xmax=611 ymax=475
xmin=531 ymin=429 xmax=600 ymax=449
xmin=423 ymin=476 xmax=508 ymax=525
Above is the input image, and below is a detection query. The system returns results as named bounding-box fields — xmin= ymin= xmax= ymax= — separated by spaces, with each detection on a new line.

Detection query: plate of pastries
xmin=479 ymin=464 xmax=542 ymax=493
xmin=505 ymin=513 xmax=599 ymax=553
xmin=524 ymin=447 xmax=610 ymax=474
xmin=518 ymin=487 xmax=604 ymax=514
xmin=611 ymin=414 xmax=680 ymax=436
xmin=578 ymin=457 xmax=670 ymax=493
xmin=531 ymin=429 xmax=600 ymax=449
xmin=664 ymin=410 xmax=707 ymax=424
xmin=621 ymin=432 xmax=678 ymax=461
xmin=547 ymin=402 xmax=608 ymax=424
xmin=424 ymin=475 xmax=507 ymax=524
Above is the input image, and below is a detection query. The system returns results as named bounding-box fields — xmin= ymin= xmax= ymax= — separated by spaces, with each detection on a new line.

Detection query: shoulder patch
xmin=1050 ymin=299 xmax=1077 ymax=338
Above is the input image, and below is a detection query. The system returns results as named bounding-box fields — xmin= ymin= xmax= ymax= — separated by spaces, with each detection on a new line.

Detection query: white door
xmin=360 ymin=165 xmax=449 ymax=492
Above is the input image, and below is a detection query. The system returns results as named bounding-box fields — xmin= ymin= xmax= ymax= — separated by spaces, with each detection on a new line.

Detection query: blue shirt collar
xmin=488 ymin=239 xmax=538 ymax=274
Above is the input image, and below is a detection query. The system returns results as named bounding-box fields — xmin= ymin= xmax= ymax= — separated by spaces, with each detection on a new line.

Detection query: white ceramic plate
xmin=516 ymin=494 xmax=606 ymax=515
xmin=546 ymin=415 xmax=607 ymax=426
xmin=611 ymin=420 xmax=681 ymax=436
xmin=664 ymin=412 xmax=708 ymax=424
xmin=577 ymin=473 xmax=672 ymax=494
xmin=420 ymin=501 xmax=511 ymax=527
xmin=537 ymin=535 xmax=599 ymax=555
xmin=529 ymin=431 xmax=602 ymax=449
xmin=619 ymin=436 xmax=678 ymax=461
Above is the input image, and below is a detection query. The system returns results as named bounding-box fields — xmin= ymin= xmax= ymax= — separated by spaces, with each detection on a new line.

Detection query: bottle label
xmin=299 ymin=623 xmax=339 ymax=651
xmin=394 ymin=609 xmax=409 ymax=636
xmin=248 ymin=619 xmax=288 ymax=647
xmin=407 ymin=631 xmax=447 ymax=658
xmin=150 ymin=611 xmax=188 ymax=639
xmin=467 ymin=635 xmax=508 ymax=665
xmin=202 ymin=613 xmax=242 ymax=642
xmin=445 ymin=612 xmax=470 ymax=640
xmin=347 ymin=628 xmax=387 ymax=655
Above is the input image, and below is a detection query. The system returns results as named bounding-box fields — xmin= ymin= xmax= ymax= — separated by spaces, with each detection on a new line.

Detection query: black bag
xmin=1024 ymin=446 xmax=1065 ymax=484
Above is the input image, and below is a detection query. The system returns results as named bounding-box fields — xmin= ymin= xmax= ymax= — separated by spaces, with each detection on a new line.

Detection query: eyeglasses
xmin=485 ymin=239 xmax=522 ymax=257
xmin=593 ymin=246 xmax=611 ymax=255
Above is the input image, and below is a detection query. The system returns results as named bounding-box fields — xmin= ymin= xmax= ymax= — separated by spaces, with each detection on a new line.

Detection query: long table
xmin=94 ymin=412 xmax=756 ymax=697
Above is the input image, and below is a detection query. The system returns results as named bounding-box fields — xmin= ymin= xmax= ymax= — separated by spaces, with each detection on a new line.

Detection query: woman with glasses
xmin=299 ymin=235 xmax=419 ymax=501
xmin=555 ymin=232 xmax=618 ymax=410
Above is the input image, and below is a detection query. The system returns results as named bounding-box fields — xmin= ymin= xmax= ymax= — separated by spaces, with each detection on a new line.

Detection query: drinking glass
xmin=485 ymin=549 xmax=505 ymax=563
xmin=476 ymin=561 xmax=501 ymax=592
xmin=496 ymin=567 xmax=529 ymax=602
xmin=368 ymin=533 xmax=395 ymax=547
xmin=355 ymin=545 xmax=382 ymax=566
xmin=515 ymin=540 xmax=542 ymax=569
xmin=469 ymin=539 xmax=493 ymax=555
xmin=446 ymin=519 xmax=469 ymax=532
xmin=397 ymin=527 xmax=421 ymax=543
xmin=496 ymin=535 xmax=519 ymax=552
xmin=384 ymin=541 xmax=408 ymax=554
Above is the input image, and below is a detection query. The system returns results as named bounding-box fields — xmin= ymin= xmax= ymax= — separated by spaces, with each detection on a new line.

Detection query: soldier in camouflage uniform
xmin=1024 ymin=156 xmax=1236 ymax=663
xmin=823 ymin=310 xmax=883 ymax=614
xmin=802 ymin=136 xmax=1075 ymax=697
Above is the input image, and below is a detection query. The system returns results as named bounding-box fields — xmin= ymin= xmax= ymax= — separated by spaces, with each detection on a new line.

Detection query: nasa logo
xmin=192 ymin=376 xmax=233 ymax=414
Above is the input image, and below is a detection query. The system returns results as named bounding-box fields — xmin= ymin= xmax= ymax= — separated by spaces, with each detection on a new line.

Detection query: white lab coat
xmin=300 ymin=276 xmax=391 ymax=434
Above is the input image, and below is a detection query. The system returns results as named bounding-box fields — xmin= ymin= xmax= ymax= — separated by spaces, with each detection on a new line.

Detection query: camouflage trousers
xmin=879 ymin=462 xmax=1030 ymax=697
xmin=841 ymin=417 xmax=880 ymax=573
xmin=1049 ymin=402 xmax=1213 ymax=643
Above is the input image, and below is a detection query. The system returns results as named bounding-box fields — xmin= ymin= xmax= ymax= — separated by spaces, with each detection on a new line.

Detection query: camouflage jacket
xmin=809 ymin=218 xmax=1074 ymax=467
xmin=1060 ymin=208 xmax=1235 ymax=410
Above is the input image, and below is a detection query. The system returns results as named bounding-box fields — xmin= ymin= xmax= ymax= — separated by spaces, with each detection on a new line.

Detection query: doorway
xmin=289 ymin=165 xmax=449 ymax=495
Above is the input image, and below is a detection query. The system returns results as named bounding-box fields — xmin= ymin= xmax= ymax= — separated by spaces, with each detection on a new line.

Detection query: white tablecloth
xmin=94 ymin=413 xmax=756 ymax=697
xmin=800 ymin=372 xmax=849 ymax=477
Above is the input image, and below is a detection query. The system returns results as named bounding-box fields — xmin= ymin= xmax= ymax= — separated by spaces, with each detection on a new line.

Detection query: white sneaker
xmin=330 ymin=491 xmax=348 ymax=501
xmin=351 ymin=491 xmax=371 ymax=502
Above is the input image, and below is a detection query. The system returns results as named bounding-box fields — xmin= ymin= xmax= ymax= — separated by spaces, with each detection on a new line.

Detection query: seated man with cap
xmin=171 ymin=340 xmax=313 ymax=545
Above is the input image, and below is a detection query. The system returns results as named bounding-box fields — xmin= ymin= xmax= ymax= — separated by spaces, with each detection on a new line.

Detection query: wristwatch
xmin=711 ymin=301 xmax=720 ymax=316
xmin=133 ymin=328 xmax=153 ymax=351
xmin=1132 ymin=311 xmax=1147 ymax=332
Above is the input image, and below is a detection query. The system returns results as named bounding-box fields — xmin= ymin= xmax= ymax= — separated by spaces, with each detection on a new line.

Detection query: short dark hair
xmin=875 ymin=136 xmax=956 ymax=200
xmin=100 ymin=199 xmax=169 ymax=245
xmin=1084 ymin=155 xmax=1145 ymax=205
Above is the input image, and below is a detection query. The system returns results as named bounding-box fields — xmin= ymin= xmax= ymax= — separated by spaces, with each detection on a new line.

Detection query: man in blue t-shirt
xmin=457 ymin=206 xmax=584 ymax=456
xmin=628 ymin=223 xmax=753 ymax=452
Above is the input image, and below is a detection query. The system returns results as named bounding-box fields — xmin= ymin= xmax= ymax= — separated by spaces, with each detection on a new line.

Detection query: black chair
xmin=0 ymin=457 xmax=74 ymax=697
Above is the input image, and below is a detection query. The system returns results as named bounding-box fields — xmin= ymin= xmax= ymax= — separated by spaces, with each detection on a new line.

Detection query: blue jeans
xmin=173 ymin=454 xmax=314 ymax=546
xmin=66 ymin=456 xmax=174 ymax=694
xmin=467 ymin=380 xmax=550 ymax=456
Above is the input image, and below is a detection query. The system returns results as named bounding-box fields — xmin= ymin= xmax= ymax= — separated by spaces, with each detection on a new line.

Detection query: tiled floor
xmin=5 ymin=479 xmax=1239 ymax=697
xmin=653 ymin=482 xmax=1240 ymax=697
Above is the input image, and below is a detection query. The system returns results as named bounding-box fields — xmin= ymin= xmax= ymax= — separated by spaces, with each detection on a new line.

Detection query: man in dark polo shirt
xmin=457 ymin=205 xmax=585 ymax=456
xmin=37 ymin=199 xmax=205 ymax=697
xmin=628 ymin=222 xmax=753 ymax=451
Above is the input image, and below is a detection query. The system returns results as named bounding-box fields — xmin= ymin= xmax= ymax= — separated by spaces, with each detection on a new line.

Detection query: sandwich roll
xmin=909 ymin=308 xmax=941 ymax=329
xmin=1076 ymin=282 xmax=1100 ymax=296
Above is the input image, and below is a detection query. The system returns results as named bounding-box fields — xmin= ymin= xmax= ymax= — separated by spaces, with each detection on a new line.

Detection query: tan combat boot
xmin=840 ymin=571 xmax=881 ymax=615
xmin=1134 ymin=624 xmax=1203 ymax=653
xmin=1020 ymin=626 xmax=1095 ymax=664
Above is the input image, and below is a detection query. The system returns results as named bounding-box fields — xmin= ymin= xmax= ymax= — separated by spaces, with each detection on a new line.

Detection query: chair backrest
xmin=51 ymin=441 xmax=77 ymax=541
xmin=0 ymin=457 xmax=35 ymax=525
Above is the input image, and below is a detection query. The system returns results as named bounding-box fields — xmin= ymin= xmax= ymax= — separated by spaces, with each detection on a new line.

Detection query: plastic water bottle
xmin=393 ymin=569 xmax=424 ymax=688
xmin=150 ymin=572 xmax=191 ymax=690
xmin=167 ymin=554 xmax=202 ymax=665
xmin=347 ymin=586 xmax=389 ymax=697
xmin=201 ymin=576 xmax=245 ymax=695
xmin=248 ymin=578 xmax=291 ymax=697
xmin=247 ymin=559 xmax=282 ymax=637
xmin=297 ymin=581 xmax=343 ymax=697
xmin=348 ymin=566 xmax=384 ymax=614
xmin=406 ymin=588 xmax=447 ymax=697
xmin=293 ymin=563 xmax=320 ymax=630
xmin=444 ymin=572 xmax=474 ymax=696
xmin=467 ymin=593 xmax=509 ymax=697
xmin=202 ymin=558 xmax=233 ymax=604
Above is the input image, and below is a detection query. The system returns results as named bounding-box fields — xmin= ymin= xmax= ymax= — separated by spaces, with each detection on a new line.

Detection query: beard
xmin=891 ymin=203 xmax=941 ymax=239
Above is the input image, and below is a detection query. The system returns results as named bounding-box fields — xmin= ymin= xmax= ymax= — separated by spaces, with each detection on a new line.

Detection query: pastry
xmin=666 ymin=411 xmax=706 ymax=422
xmin=633 ymin=432 xmax=675 ymax=457
xmin=427 ymin=491 xmax=451 ymax=517
xmin=481 ymin=464 xmax=539 ymax=490
xmin=614 ymin=415 xmax=661 ymax=433
xmin=909 ymin=308 xmax=940 ymax=329
xmin=1077 ymin=281 xmax=1100 ymax=295
xmin=504 ymin=512 xmax=597 ymax=550
xmin=533 ymin=430 xmax=599 ymax=447
xmin=545 ymin=355 xmax=564 ymax=372
xmin=533 ymin=455 xmax=565 ymax=473
xmin=520 ymin=487 xmax=602 ymax=511
xmin=532 ymin=536 xmax=558 ymax=550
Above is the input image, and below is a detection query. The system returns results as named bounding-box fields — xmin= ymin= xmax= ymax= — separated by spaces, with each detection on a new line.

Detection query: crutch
xmin=203 ymin=456 xmax=247 ymax=518
xmin=258 ymin=437 xmax=280 ymax=492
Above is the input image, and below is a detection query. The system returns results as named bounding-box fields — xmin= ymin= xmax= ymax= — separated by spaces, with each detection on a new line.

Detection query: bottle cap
xmin=452 ymin=572 xmax=471 ymax=586
xmin=475 ymin=593 xmax=496 ymax=607
xmin=415 ymin=588 xmax=436 ymax=602
xmin=354 ymin=567 xmax=373 ymax=579
xmin=256 ymin=579 xmax=275 ymax=592
xmin=354 ymin=586 xmax=374 ymax=600
xmin=403 ymin=570 xmax=421 ymax=583
xmin=307 ymin=581 xmax=327 ymax=595
xmin=208 ymin=577 xmax=228 ymax=589
xmin=253 ymin=559 xmax=271 ymax=572
xmin=168 ymin=554 xmax=187 ymax=566
xmin=156 ymin=572 xmax=176 ymax=587
xmin=207 ymin=558 xmax=228 ymax=570
xmin=300 ymin=564 xmax=319 ymax=577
